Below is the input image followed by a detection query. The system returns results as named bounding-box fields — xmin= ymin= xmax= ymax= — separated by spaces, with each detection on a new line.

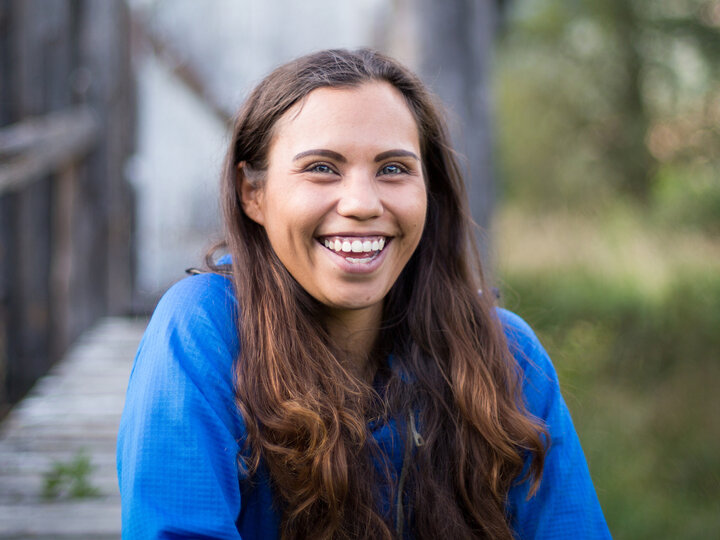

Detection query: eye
xmin=379 ymin=163 xmax=408 ymax=176
xmin=306 ymin=162 xmax=336 ymax=175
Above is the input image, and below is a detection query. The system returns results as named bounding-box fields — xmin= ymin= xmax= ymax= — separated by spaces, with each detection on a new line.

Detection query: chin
xmin=322 ymin=291 xmax=385 ymax=312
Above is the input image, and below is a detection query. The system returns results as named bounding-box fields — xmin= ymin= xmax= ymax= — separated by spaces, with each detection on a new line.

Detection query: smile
xmin=318 ymin=235 xmax=388 ymax=264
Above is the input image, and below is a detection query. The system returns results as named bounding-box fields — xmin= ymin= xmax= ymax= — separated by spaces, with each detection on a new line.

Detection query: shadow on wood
xmin=0 ymin=0 xmax=136 ymax=420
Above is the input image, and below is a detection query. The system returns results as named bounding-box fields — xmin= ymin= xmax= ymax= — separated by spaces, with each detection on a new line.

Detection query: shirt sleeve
xmin=500 ymin=309 xmax=612 ymax=539
xmin=117 ymin=273 xmax=246 ymax=539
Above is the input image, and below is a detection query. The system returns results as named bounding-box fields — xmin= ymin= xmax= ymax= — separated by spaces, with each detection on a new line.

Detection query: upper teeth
xmin=322 ymin=236 xmax=386 ymax=253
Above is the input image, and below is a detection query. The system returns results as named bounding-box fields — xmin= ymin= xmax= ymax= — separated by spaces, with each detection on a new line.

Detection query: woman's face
xmin=242 ymin=82 xmax=427 ymax=321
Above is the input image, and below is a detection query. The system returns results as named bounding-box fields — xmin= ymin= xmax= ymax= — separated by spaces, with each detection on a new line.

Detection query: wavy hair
xmin=214 ymin=49 xmax=546 ymax=539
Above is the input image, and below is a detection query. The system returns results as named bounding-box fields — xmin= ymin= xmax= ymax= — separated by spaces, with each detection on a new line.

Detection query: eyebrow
xmin=374 ymin=149 xmax=420 ymax=162
xmin=292 ymin=148 xmax=420 ymax=163
xmin=292 ymin=149 xmax=346 ymax=163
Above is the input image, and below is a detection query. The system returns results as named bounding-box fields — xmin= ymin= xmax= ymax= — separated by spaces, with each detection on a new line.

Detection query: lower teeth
xmin=346 ymin=254 xmax=376 ymax=263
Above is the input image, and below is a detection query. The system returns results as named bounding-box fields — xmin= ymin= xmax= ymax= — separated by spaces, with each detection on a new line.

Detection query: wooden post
xmin=50 ymin=162 xmax=77 ymax=359
xmin=0 ymin=194 xmax=13 ymax=414
xmin=74 ymin=0 xmax=136 ymax=327
xmin=8 ymin=0 xmax=54 ymax=400
xmin=0 ymin=0 xmax=135 ymax=416
xmin=414 ymin=0 xmax=499 ymax=260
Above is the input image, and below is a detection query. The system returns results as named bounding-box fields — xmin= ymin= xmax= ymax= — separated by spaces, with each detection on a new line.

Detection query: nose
xmin=336 ymin=172 xmax=383 ymax=220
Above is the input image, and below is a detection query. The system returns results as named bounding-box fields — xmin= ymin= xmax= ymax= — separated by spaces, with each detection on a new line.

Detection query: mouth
xmin=316 ymin=235 xmax=390 ymax=264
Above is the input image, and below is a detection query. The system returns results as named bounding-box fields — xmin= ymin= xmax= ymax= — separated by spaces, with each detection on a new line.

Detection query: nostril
xmin=336 ymin=197 xmax=384 ymax=219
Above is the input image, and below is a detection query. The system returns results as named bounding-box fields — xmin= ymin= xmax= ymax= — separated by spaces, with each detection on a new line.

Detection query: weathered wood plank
xmin=0 ymin=0 xmax=136 ymax=423
xmin=0 ymin=449 xmax=119 ymax=473
xmin=0 ymin=192 xmax=11 ymax=417
xmin=49 ymin=162 xmax=77 ymax=359
xmin=0 ymin=106 xmax=98 ymax=194
xmin=79 ymin=0 xmax=136 ymax=317
xmin=11 ymin=0 xmax=46 ymax=119
xmin=10 ymin=177 xmax=53 ymax=402
xmin=0 ymin=317 xmax=145 ymax=539
xmin=131 ymin=15 xmax=233 ymax=125
xmin=0 ymin=473 xmax=120 ymax=504
xmin=42 ymin=0 xmax=73 ymax=113
xmin=0 ymin=2 xmax=12 ymax=126
xmin=0 ymin=502 xmax=121 ymax=539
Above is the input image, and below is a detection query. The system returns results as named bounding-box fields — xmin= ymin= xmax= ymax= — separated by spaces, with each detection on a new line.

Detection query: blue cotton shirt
xmin=117 ymin=271 xmax=611 ymax=539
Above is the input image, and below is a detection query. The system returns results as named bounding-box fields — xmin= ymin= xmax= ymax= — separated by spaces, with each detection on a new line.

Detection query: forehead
xmin=268 ymin=82 xmax=421 ymax=158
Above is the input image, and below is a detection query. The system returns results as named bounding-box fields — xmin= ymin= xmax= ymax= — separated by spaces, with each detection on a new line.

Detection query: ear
xmin=238 ymin=162 xmax=265 ymax=225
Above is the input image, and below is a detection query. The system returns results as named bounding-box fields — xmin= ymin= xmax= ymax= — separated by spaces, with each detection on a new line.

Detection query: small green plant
xmin=41 ymin=450 xmax=101 ymax=500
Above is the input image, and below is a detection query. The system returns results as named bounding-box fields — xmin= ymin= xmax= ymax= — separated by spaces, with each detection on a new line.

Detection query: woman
xmin=117 ymin=49 xmax=610 ymax=539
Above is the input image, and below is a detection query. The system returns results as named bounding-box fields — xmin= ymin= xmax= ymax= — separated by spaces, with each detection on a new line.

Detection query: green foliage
xmin=495 ymin=0 xmax=720 ymax=223
xmin=493 ymin=0 xmax=720 ymax=535
xmin=41 ymin=450 xmax=101 ymax=500
xmin=501 ymin=267 xmax=720 ymax=539
xmin=503 ymin=268 xmax=720 ymax=377
xmin=652 ymin=162 xmax=720 ymax=234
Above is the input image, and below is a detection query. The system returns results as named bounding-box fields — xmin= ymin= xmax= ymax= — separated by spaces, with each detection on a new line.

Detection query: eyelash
xmin=305 ymin=162 xmax=337 ymax=175
xmin=304 ymin=162 xmax=410 ymax=176
xmin=379 ymin=163 xmax=409 ymax=176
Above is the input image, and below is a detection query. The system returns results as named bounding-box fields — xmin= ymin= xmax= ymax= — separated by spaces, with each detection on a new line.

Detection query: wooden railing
xmin=0 ymin=0 xmax=135 ymax=419
xmin=0 ymin=106 xmax=98 ymax=193
xmin=0 ymin=106 xmax=101 ymax=416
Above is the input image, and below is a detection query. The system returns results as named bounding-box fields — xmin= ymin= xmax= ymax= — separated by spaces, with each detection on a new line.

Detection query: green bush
xmin=500 ymin=268 xmax=720 ymax=539
xmin=502 ymin=268 xmax=720 ymax=379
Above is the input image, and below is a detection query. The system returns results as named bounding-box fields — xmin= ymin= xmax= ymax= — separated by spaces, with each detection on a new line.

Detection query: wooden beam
xmin=0 ymin=105 xmax=99 ymax=195
xmin=131 ymin=15 xmax=233 ymax=126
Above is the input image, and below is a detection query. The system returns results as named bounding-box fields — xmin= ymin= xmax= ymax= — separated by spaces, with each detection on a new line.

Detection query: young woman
xmin=117 ymin=49 xmax=610 ymax=539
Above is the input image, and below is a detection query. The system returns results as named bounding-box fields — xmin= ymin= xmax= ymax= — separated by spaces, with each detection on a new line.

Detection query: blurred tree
xmin=496 ymin=0 xmax=720 ymax=213
xmin=495 ymin=1 xmax=720 ymax=536
xmin=600 ymin=0 xmax=654 ymax=202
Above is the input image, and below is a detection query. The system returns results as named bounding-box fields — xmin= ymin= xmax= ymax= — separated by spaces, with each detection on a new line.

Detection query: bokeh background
xmin=494 ymin=2 xmax=720 ymax=537
xmin=1 ymin=0 xmax=718 ymax=538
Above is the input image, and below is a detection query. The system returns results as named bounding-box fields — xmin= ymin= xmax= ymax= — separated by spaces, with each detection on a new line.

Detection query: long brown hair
xmin=215 ymin=49 xmax=546 ymax=539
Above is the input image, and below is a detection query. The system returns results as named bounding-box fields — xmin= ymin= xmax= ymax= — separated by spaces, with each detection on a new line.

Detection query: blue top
xmin=117 ymin=272 xmax=611 ymax=539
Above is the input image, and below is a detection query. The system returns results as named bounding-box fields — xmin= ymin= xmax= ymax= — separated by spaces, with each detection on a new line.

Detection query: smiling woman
xmin=241 ymin=83 xmax=426 ymax=348
xmin=117 ymin=49 xmax=611 ymax=539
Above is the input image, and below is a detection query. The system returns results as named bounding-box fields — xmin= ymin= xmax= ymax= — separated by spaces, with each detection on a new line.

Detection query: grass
xmin=495 ymin=204 xmax=720 ymax=539
xmin=41 ymin=450 xmax=101 ymax=500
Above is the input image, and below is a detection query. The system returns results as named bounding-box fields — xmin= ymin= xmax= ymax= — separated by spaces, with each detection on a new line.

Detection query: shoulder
xmin=125 ymin=272 xmax=242 ymax=434
xmin=496 ymin=308 xmax=555 ymax=379
xmin=138 ymin=269 xmax=239 ymax=376
xmin=498 ymin=309 xmax=612 ymax=537
xmin=142 ymin=271 xmax=239 ymax=357
xmin=494 ymin=308 xmax=563 ymax=429
xmin=153 ymin=271 xmax=237 ymax=329
xmin=496 ymin=308 xmax=550 ymax=369
xmin=118 ymin=272 xmax=248 ymax=536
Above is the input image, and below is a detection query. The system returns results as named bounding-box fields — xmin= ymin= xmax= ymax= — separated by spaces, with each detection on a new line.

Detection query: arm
xmin=117 ymin=274 xmax=245 ymax=539
xmin=500 ymin=309 xmax=612 ymax=539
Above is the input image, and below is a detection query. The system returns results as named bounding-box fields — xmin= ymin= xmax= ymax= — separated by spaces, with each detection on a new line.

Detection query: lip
xmin=316 ymin=237 xmax=391 ymax=275
xmin=316 ymin=231 xmax=392 ymax=239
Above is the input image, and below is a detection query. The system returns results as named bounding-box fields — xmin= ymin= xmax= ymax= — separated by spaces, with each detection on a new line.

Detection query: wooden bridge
xmin=0 ymin=317 xmax=145 ymax=539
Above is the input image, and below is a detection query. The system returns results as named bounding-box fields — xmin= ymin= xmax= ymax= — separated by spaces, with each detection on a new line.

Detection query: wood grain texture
xmin=0 ymin=0 xmax=136 ymax=418
xmin=0 ymin=317 xmax=145 ymax=539
xmin=0 ymin=106 xmax=98 ymax=194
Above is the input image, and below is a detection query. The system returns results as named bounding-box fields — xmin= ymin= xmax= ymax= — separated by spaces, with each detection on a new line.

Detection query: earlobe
xmin=238 ymin=162 xmax=265 ymax=225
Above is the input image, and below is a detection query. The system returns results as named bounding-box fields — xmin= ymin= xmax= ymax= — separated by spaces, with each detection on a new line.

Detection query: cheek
xmin=402 ymin=189 xmax=428 ymax=239
xmin=262 ymin=190 xmax=323 ymax=249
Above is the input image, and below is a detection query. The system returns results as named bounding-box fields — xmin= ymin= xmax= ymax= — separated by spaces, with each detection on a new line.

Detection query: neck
xmin=324 ymin=304 xmax=382 ymax=383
